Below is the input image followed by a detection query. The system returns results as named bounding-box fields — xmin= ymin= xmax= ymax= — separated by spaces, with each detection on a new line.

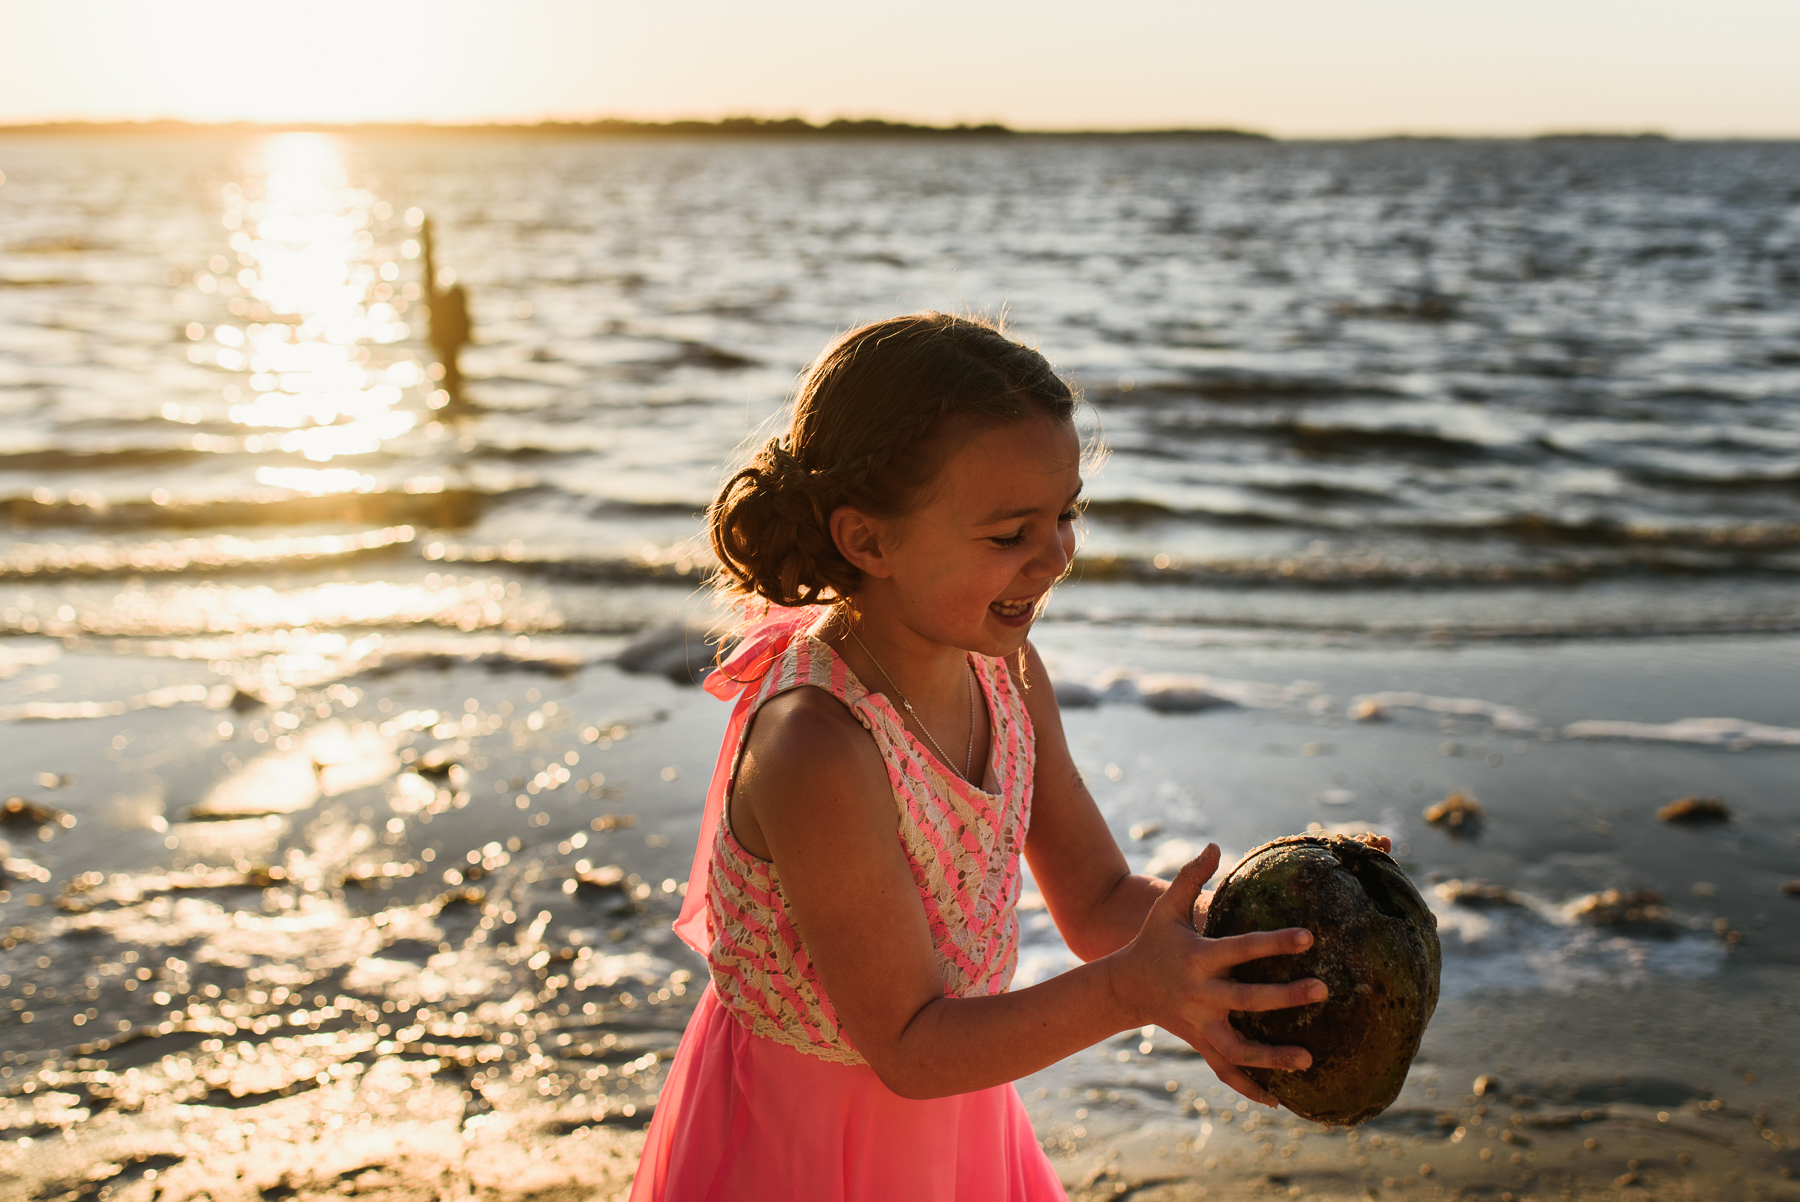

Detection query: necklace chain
xmin=844 ymin=624 xmax=977 ymax=783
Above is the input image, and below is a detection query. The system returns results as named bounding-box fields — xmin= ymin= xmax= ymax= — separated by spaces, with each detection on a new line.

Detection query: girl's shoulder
xmin=731 ymin=653 xmax=894 ymax=860
xmin=741 ymin=628 xmax=883 ymax=765
xmin=746 ymin=680 xmax=880 ymax=772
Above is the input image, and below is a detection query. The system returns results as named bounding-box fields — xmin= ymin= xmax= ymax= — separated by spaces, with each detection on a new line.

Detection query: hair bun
xmin=759 ymin=438 xmax=823 ymax=488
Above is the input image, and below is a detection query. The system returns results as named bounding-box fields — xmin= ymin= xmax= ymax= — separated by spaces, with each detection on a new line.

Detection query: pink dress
xmin=629 ymin=609 xmax=1067 ymax=1201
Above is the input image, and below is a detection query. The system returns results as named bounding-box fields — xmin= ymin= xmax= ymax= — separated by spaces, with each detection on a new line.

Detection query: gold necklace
xmin=844 ymin=624 xmax=977 ymax=783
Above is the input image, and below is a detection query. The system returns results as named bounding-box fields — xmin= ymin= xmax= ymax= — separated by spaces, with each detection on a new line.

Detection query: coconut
xmin=1201 ymin=833 xmax=1441 ymax=1125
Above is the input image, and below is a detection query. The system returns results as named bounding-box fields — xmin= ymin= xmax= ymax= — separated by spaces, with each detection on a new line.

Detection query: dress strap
xmin=672 ymin=605 xmax=820 ymax=954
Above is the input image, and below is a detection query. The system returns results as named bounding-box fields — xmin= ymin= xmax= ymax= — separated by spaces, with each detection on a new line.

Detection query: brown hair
xmin=709 ymin=312 xmax=1077 ymax=608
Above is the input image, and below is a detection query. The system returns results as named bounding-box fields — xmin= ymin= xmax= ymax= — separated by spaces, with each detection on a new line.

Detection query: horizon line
xmin=2 ymin=116 xmax=1789 ymax=141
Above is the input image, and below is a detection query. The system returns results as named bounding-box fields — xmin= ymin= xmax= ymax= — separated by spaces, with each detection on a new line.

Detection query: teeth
xmin=991 ymin=599 xmax=1033 ymax=616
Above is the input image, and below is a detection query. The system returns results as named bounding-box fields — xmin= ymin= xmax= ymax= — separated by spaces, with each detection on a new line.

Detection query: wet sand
xmin=2 ymin=617 xmax=1798 ymax=1200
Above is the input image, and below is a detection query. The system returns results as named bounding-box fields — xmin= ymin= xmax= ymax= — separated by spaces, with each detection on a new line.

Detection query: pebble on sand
xmin=576 ymin=863 xmax=626 ymax=891
xmin=1433 ymin=879 xmax=1526 ymax=909
xmin=1567 ymin=888 xmax=1676 ymax=934
xmin=1781 ymin=881 xmax=1800 ymax=897
xmin=1657 ymin=796 xmax=1731 ymax=824
xmin=1423 ymin=792 xmax=1483 ymax=834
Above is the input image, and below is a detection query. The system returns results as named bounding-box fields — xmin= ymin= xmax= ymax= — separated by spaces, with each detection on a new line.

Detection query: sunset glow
xmin=3 ymin=0 xmax=1797 ymax=136
xmin=174 ymin=133 xmax=434 ymax=468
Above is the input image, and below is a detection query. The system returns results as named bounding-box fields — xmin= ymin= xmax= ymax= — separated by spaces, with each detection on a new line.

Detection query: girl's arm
xmin=734 ymin=684 xmax=1321 ymax=1103
xmin=1010 ymin=642 xmax=1171 ymax=960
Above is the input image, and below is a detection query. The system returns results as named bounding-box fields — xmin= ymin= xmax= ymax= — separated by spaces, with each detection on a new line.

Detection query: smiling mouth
xmin=989 ymin=597 xmax=1038 ymax=618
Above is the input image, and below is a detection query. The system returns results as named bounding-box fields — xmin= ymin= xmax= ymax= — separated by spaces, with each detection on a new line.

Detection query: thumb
xmin=1160 ymin=843 xmax=1222 ymax=928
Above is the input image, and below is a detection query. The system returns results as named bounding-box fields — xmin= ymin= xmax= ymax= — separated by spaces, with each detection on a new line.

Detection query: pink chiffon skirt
xmin=629 ymin=985 xmax=1068 ymax=1201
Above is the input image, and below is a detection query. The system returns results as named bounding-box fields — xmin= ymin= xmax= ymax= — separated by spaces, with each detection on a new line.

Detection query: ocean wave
xmin=0 ymin=445 xmax=217 ymax=471
xmin=1094 ymin=371 xmax=1405 ymax=402
xmin=1428 ymin=885 xmax=1727 ymax=999
xmin=0 ymin=640 xmax=60 ymax=679
xmin=1350 ymin=690 xmax=1800 ymax=750
xmin=1285 ymin=421 xmax=1501 ymax=461
xmin=1067 ymin=546 xmax=1800 ymax=588
xmin=0 ymin=683 xmax=232 ymax=722
xmin=0 ymin=487 xmax=495 ymax=530
xmin=418 ymin=538 xmax=710 ymax=581
xmin=1046 ymin=663 xmax=1800 ymax=754
xmin=1562 ymin=717 xmax=1800 ymax=749
xmin=10 ymin=525 xmax=1796 ymax=592
xmin=0 ymin=577 xmax=562 ymax=640
xmin=0 ymin=525 xmax=416 ymax=580
xmin=1048 ymin=665 xmax=1317 ymax=713
xmin=1346 ymin=691 xmax=1541 ymax=730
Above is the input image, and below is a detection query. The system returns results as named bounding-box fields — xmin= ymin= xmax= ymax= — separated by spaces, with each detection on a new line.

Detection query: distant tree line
xmin=0 ymin=116 xmax=1274 ymax=141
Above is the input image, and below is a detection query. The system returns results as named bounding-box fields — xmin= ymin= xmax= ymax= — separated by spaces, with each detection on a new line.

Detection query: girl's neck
xmin=818 ymin=601 xmax=969 ymax=698
xmin=818 ymin=600 xmax=991 ymax=786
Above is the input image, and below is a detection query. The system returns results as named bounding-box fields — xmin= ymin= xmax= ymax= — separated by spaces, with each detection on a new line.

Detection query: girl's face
xmin=851 ymin=415 xmax=1082 ymax=658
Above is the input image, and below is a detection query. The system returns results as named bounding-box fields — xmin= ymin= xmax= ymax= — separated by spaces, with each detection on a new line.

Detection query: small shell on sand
xmin=1781 ymin=881 xmax=1800 ymax=897
xmin=1423 ymin=792 xmax=1483 ymax=834
xmin=1657 ymin=796 xmax=1731 ymax=824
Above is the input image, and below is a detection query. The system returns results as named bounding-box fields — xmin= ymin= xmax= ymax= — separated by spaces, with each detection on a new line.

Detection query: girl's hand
xmin=1109 ymin=844 xmax=1326 ymax=1107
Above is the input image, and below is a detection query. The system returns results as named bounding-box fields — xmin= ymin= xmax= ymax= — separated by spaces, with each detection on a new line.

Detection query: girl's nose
xmin=1026 ymin=525 xmax=1073 ymax=580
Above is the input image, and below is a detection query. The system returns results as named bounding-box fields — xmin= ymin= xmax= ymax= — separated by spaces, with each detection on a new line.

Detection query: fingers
xmin=1161 ymin=844 xmax=1221 ymax=926
xmin=1219 ymin=977 xmax=1328 ymax=1013
xmin=1190 ymin=886 xmax=1214 ymax=929
xmin=1203 ymin=1018 xmax=1313 ymax=1072
xmin=1200 ymin=1048 xmax=1279 ymax=1108
xmin=1166 ymin=1021 xmax=1274 ymax=1105
xmin=1209 ymin=927 xmax=1314 ymax=967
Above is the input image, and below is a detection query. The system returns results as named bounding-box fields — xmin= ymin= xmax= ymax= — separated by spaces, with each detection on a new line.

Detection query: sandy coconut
xmin=1201 ymin=833 xmax=1441 ymax=1125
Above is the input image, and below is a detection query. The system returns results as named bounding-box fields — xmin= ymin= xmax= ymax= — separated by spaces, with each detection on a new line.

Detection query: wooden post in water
xmin=419 ymin=215 xmax=471 ymax=400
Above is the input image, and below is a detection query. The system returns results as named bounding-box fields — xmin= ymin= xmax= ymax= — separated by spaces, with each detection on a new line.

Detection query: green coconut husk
xmin=1201 ymin=833 xmax=1441 ymax=1125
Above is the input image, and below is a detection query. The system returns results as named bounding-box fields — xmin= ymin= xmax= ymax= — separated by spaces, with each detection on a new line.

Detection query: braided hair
xmin=709 ymin=312 xmax=1077 ymax=608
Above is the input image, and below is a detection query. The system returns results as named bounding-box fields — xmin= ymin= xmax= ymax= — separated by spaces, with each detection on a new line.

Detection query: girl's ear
xmin=830 ymin=506 xmax=894 ymax=579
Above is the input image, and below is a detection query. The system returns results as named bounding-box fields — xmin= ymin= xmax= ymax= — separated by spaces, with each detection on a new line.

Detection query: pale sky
xmin=3 ymin=0 xmax=1797 ymax=137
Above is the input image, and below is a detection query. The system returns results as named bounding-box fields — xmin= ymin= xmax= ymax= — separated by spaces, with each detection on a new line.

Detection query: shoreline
xmin=2 ymin=627 xmax=1796 ymax=1199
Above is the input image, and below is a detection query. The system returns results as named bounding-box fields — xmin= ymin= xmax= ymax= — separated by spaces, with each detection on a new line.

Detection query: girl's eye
xmin=1058 ymin=508 xmax=1080 ymax=523
xmin=989 ymin=531 xmax=1027 ymax=548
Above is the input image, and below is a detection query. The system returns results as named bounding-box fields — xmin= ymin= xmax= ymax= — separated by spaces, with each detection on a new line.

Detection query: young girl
xmin=630 ymin=313 xmax=1328 ymax=1201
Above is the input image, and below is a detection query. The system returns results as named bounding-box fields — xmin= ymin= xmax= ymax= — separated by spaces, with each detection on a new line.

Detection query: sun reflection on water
xmin=188 ymin=133 xmax=432 ymax=470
